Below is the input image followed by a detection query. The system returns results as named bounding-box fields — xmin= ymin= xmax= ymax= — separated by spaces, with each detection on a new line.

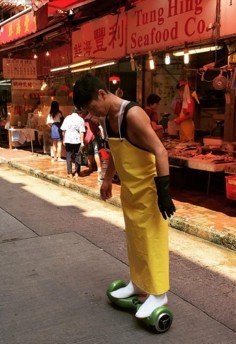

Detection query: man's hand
xmin=154 ymin=176 xmax=176 ymax=220
xmin=79 ymin=143 xmax=85 ymax=153
xmin=100 ymin=180 xmax=112 ymax=201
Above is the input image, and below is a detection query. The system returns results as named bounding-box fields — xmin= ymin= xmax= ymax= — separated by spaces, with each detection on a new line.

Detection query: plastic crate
xmin=225 ymin=175 xmax=236 ymax=200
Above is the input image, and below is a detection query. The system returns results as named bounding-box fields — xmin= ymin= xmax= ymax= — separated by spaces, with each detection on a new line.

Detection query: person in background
xmin=73 ymin=74 xmax=175 ymax=319
xmin=31 ymin=101 xmax=41 ymax=129
xmin=83 ymin=112 xmax=104 ymax=181
xmin=145 ymin=93 xmax=164 ymax=139
xmin=61 ymin=110 xmax=86 ymax=179
xmin=46 ymin=100 xmax=64 ymax=162
xmin=174 ymin=81 xmax=195 ymax=142
xmin=31 ymin=100 xmax=43 ymax=146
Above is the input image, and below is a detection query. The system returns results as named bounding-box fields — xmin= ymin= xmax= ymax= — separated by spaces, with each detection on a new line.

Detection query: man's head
xmin=177 ymin=80 xmax=191 ymax=95
xmin=73 ymin=73 xmax=109 ymax=116
xmin=146 ymin=93 xmax=161 ymax=111
xmin=147 ymin=93 xmax=161 ymax=107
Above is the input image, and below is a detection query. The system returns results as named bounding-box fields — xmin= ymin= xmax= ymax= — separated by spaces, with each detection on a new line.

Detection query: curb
xmin=170 ymin=216 xmax=236 ymax=251
xmin=8 ymin=160 xmax=236 ymax=251
xmin=8 ymin=160 xmax=122 ymax=208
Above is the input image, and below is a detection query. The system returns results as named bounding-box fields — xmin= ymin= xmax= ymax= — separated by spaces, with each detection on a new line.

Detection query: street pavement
xmin=0 ymin=148 xmax=235 ymax=251
xmin=0 ymin=165 xmax=235 ymax=344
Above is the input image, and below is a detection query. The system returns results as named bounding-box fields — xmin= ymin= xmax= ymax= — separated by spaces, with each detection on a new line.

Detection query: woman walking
xmin=46 ymin=100 xmax=64 ymax=161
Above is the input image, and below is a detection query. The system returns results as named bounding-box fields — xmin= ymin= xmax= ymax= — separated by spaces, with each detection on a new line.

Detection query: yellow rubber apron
xmin=108 ymin=134 xmax=169 ymax=295
xmin=179 ymin=109 xmax=195 ymax=142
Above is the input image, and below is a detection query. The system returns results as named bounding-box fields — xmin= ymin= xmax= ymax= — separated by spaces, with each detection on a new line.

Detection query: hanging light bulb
xmin=109 ymin=75 xmax=120 ymax=84
xmin=148 ymin=51 xmax=155 ymax=70
xmin=130 ymin=53 xmax=136 ymax=71
xmin=184 ymin=48 xmax=189 ymax=64
xmin=45 ymin=51 xmax=50 ymax=57
xmin=165 ymin=52 xmax=171 ymax=65
xmin=33 ymin=53 xmax=38 ymax=59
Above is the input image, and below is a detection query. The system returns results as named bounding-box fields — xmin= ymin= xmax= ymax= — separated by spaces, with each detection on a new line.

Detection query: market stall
xmin=163 ymin=139 xmax=236 ymax=196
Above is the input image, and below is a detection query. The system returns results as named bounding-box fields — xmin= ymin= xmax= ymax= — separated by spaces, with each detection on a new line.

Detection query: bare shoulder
xmin=127 ymin=105 xmax=149 ymax=123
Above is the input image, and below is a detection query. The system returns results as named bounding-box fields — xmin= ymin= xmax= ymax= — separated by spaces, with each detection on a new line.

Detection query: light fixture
xmin=109 ymin=75 xmax=120 ymax=84
xmin=45 ymin=51 xmax=50 ymax=57
xmin=183 ymin=48 xmax=189 ymax=64
xmin=0 ymin=79 xmax=11 ymax=85
xmin=69 ymin=59 xmax=93 ymax=68
xmin=41 ymin=80 xmax=47 ymax=91
xmin=92 ymin=61 xmax=116 ymax=69
xmin=33 ymin=53 xmax=38 ymax=59
xmin=164 ymin=52 xmax=171 ymax=65
xmin=173 ymin=45 xmax=223 ymax=56
xmin=148 ymin=51 xmax=155 ymax=70
xmin=68 ymin=9 xmax=74 ymax=16
xmin=50 ymin=59 xmax=93 ymax=73
xmin=71 ymin=61 xmax=116 ymax=73
xmin=50 ymin=65 xmax=70 ymax=72
xmin=130 ymin=53 xmax=136 ymax=71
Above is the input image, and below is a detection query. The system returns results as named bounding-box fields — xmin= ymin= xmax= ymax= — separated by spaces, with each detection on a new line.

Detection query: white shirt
xmin=60 ymin=113 xmax=85 ymax=144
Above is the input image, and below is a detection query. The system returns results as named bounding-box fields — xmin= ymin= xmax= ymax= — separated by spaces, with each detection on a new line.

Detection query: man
xmin=144 ymin=93 xmax=164 ymax=139
xmin=82 ymin=112 xmax=104 ymax=181
xmin=60 ymin=111 xmax=85 ymax=178
xmin=73 ymin=73 xmax=175 ymax=319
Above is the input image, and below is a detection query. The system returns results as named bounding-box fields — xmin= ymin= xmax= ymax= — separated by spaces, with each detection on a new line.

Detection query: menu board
xmin=3 ymin=58 xmax=37 ymax=79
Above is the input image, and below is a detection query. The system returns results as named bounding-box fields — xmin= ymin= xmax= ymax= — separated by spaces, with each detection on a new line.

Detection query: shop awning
xmin=47 ymin=0 xmax=96 ymax=16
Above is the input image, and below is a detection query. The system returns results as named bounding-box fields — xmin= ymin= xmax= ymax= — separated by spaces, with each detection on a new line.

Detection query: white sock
xmin=135 ymin=293 xmax=168 ymax=318
xmin=110 ymin=281 xmax=143 ymax=299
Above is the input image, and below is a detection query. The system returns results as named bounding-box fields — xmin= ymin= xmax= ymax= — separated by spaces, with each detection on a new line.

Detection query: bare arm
xmin=100 ymin=154 xmax=116 ymax=201
xmin=80 ymin=132 xmax=84 ymax=145
xmin=126 ymin=106 xmax=169 ymax=177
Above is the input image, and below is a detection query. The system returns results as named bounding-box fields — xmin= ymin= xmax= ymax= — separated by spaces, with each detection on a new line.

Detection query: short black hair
xmin=147 ymin=93 xmax=161 ymax=106
xmin=73 ymin=73 xmax=108 ymax=110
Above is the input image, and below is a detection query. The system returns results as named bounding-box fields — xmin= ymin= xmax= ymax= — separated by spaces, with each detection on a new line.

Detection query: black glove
xmin=154 ymin=175 xmax=176 ymax=220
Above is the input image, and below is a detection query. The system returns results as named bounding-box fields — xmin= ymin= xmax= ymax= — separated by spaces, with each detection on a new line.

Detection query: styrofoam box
xmin=203 ymin=137 xmax=223 ymax=146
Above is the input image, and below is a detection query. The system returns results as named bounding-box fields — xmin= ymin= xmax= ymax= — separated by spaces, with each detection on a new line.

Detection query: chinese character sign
xmin=50 ymin=44 xmax=72 ymax=67
xmin=0 ymin=11 xmax=36 ymax=44
xmin=11 ymin=79 xmax=42 ymax=90
xmin=220 ymin=1 xmax=236 ymax=37
xmin=3 ymin=59 xmax=37 ymax=79
xmin=72 ymin=13 xmax=126 ymax=63
xmin=127 ymin=0 xmax=215 ymax=53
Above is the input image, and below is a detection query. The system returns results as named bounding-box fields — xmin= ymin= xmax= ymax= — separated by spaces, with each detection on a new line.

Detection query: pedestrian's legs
xmin=57 ymin=141 xmax=63 ymax=161
xmin=93 ymin=137 xmax=102 ymax=180
xmin=52 ymin=141 xmax=57 ymax=161
xmin=65 ymin=143 xmax=73 ymax=176
xmin=74 ymin=143 xmax=81 ymax=176
xmin=87 ymin=154 xmax=96 ymax=172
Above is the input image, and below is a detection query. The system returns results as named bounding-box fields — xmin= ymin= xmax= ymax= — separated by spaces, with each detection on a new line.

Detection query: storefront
xmin=1 ymin=0 xmax=236 ymax=199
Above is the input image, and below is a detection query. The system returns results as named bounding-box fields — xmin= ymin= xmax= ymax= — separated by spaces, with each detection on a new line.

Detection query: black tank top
xmin=105 ymin=101 xmax=138 ymax=139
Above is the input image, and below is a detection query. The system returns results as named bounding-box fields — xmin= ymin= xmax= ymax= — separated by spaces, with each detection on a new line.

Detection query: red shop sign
xmin=0 ymin=11 xmax=37 ymax=44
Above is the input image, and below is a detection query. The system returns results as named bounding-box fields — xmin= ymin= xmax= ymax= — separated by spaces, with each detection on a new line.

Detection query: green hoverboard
xmin=106 ymin=280 xmax=173 ymax=333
